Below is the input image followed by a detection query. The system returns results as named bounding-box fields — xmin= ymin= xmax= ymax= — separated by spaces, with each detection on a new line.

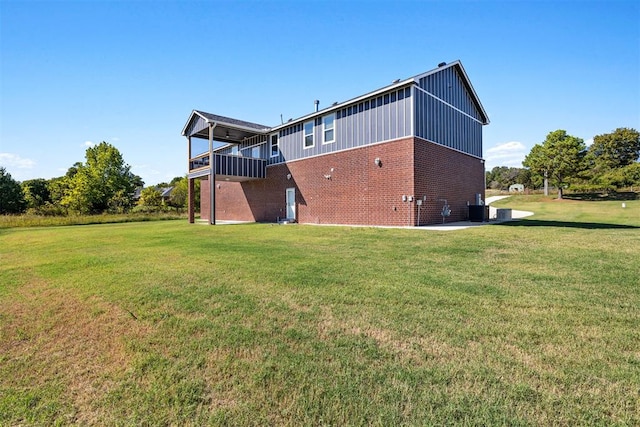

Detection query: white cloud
xmin=486 ymin=141 xmax=527 ymax=155
xmin=584 ymin=137 xmax=594 ymax=147
xmin=0 ymin=152 xmax=36 ymax=169
xmin=83 ymin=141 xmax=95 ymax=147
xmin=485 ymin=141 xmax=528 ymax=169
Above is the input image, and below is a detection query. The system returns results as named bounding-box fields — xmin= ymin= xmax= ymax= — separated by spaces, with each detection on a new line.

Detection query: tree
xmin=136 ymin=187 xmax=164 ymax=211
xmin=485 ymin=166 xmax=530 ymax=190
xmin=523 ymin=130 xmax=586 ymax=199
xmin=597 ymin=162 xmax=640 ymax=189
xmin=588 ymin=128 xmax=640 ymax=171
xmin=0 ymin=167 xmax=27 ymax=214
xmin=65 ymin=162 xmax=83 ymax=179
xmin=167 ymin=176 xmax=200 ymax=212
xmin=131 ymin=174 xmax=144 ymax=189
xmin=108 ymin=189 xmax=134 ymax=214
xmin=584 ymin=128 xmax=640 ymax=189
xmin=48 ymin=176 xmax=71 ymax=208
xmin=61 ymin=142 xmax=138 ymax=214
xmin=21 ymin=178 xmax=51 ymax=210
xmin=168 ymin=177 xmax=188 ymax=211
xmin=516 ymin=168 xmax=533 ymax=189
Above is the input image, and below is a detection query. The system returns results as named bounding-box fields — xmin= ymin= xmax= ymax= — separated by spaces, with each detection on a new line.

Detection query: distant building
xmin=133 ymin=186 xmax=174 ymax=202
xmin=509 ymin=184 xmax=525 ymax=193
xmin=182 ymin=60 xmax=489 ymax=226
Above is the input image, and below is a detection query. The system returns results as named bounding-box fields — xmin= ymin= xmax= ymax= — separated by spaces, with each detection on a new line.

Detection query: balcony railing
xmin=189 ymin=153 xmax=266 ymax=181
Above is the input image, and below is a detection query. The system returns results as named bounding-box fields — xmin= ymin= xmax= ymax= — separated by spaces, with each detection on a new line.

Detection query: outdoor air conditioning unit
xmin=496 ymin=209 xmax=512 ymax=220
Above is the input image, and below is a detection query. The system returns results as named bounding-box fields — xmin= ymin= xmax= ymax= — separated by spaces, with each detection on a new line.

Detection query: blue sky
xmin=1 ymin=0 xmax=638 ymax=185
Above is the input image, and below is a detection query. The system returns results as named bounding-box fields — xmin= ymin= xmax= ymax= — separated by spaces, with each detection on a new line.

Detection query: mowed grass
xmin=1 ymin=197 xmax=638 ymax=425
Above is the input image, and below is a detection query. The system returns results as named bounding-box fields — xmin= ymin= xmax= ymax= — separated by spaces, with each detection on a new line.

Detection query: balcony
xmin=189 ymin=153 xmax=266 ymax=182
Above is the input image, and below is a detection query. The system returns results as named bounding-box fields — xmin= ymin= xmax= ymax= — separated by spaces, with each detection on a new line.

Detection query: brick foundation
xmin=199 ymin=137 xmax=484 ymax=226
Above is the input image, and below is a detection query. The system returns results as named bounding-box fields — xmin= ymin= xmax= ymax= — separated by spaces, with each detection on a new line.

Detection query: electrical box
xmin=416 ymin=200 xmax=422 ymax=206
xmin=408 ymin=196 xmax=414 ymax=202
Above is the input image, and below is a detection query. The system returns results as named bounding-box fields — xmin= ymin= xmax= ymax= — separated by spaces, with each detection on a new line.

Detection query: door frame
xmin=285 ymin=187 xmax=296 ymax=220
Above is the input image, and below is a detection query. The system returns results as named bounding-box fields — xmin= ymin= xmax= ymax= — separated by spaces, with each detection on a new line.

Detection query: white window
xmin=270 ymin=133 xmax=279 ymax=157
xmin=304 ymin=121 xmax=314 ymax=148
xmin=323 ymin=113 xmax=335 ymax=144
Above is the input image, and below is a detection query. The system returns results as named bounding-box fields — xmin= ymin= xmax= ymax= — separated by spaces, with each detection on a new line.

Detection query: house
xmin=133 ymin=186 xmax=174 ymax=202
xmin=181 ymin=60 xmax=489 ymax=226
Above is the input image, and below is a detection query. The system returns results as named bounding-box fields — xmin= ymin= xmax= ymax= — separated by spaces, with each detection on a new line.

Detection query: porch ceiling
xmin=184 ymin=110 xmax=270 ymax=143
xmin=190 ymin=124 xmax=261 ymax=143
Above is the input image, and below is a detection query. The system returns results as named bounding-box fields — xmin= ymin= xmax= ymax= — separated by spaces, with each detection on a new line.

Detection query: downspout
xmin=208 ymin=122 xmax=217 ymax=225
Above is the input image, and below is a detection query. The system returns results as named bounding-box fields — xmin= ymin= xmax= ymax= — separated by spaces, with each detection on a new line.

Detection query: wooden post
xmin=208 ymin=123 xmax=216 ymax=225
xmin=188 ymin=177 xmax=195 ymax=223
xmin=187 ymin=136 xmax=194 ymax=223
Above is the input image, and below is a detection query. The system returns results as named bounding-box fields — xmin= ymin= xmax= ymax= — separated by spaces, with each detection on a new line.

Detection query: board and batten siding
xmin=270 ymin=86 xmax=413 ymax=165
xmin=190 ymin=63 xmax=485 ymax=168
xmin=185 ymin=116 xmax=209 ymax=142
xmin=414 ymin=66 xmax=483 ymax=158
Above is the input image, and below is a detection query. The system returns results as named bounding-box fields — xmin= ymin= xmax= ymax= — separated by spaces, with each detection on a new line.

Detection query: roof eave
xmin=182 ymin=110 xmax=271 ymax=137
xmin=181 ymin=110 xmax=203 ymax=137
xmin=269 ymin=78 xmax=415 ymax=132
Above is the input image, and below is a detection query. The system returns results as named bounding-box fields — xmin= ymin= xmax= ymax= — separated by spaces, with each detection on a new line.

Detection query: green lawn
xmin=1 ymin=197 xmax=639 ymax=425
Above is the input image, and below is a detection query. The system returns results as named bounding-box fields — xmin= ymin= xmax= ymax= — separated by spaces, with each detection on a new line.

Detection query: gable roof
xmin=268 ymin=60 xmax=488 ymax=131
xmin=194 ymin=111 xmax=269 ymax=132
xmin=183 ymin=60 xmax=488 ymax=138
xmin=181 ymin=110 xmax=270 ymax=137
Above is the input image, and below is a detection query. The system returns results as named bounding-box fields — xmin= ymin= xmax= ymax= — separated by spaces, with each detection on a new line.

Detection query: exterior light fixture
xmin=286 ymin=173 xmax=292 ymax=180
xmin=374 ymin=157 xmax=381 ymax=167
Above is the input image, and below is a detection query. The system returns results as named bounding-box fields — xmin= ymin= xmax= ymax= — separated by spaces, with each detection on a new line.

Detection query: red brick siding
xmin=199 ymin=137 xmax=484 ymax=226
xmin=200 ymin=178 xmax=210 ymax=221
xmin=413 ymin=137 xmax=485 ymax=224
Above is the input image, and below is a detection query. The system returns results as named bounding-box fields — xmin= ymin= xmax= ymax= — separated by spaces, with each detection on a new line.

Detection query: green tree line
xmin=1 ymin=142 xmax=197 ymax=215
xmin=488 ymin=128 xmax=639 ymax=197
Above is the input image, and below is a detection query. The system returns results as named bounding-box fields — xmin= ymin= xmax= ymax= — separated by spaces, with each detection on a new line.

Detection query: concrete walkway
xmin=200 ymin=196 xmax=534 ymax=231
xmin=419 ymin=195 xmax=534 ymax=231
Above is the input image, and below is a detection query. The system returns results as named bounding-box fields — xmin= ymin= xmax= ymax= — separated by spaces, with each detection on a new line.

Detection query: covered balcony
xmin=183 ymin=110 xmax=270 ymax=181
xmin=188 ymin=152 xmax=266 ymax=181
xmin=182 ymin=110 xmax=271 ymax=224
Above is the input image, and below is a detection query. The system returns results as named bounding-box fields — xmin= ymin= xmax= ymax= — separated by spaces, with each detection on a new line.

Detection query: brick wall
xmin=200 ymin=178 xmax=210 ymax=221
xmin=199 ymin=136 xmax=484 ymax=226
xmin=414 ymin=137 xmax=485 ymax=224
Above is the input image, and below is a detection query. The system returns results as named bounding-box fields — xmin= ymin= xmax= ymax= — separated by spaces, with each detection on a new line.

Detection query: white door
xmin=286 ymin=188 xmax=296 ymax=219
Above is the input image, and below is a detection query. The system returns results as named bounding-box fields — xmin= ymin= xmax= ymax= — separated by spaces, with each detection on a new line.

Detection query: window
xmin=270 ymin=133 xmax=278 ymax=157
xmin=304 ymin=121 xmax=314 ymax=148
xmin=251 ymin=146 xmax=260 ymax=158
xmin=323 ymin=113 xmax=335 ymax=144
xmin=231 ymin=145 xmax=239 ymax=156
